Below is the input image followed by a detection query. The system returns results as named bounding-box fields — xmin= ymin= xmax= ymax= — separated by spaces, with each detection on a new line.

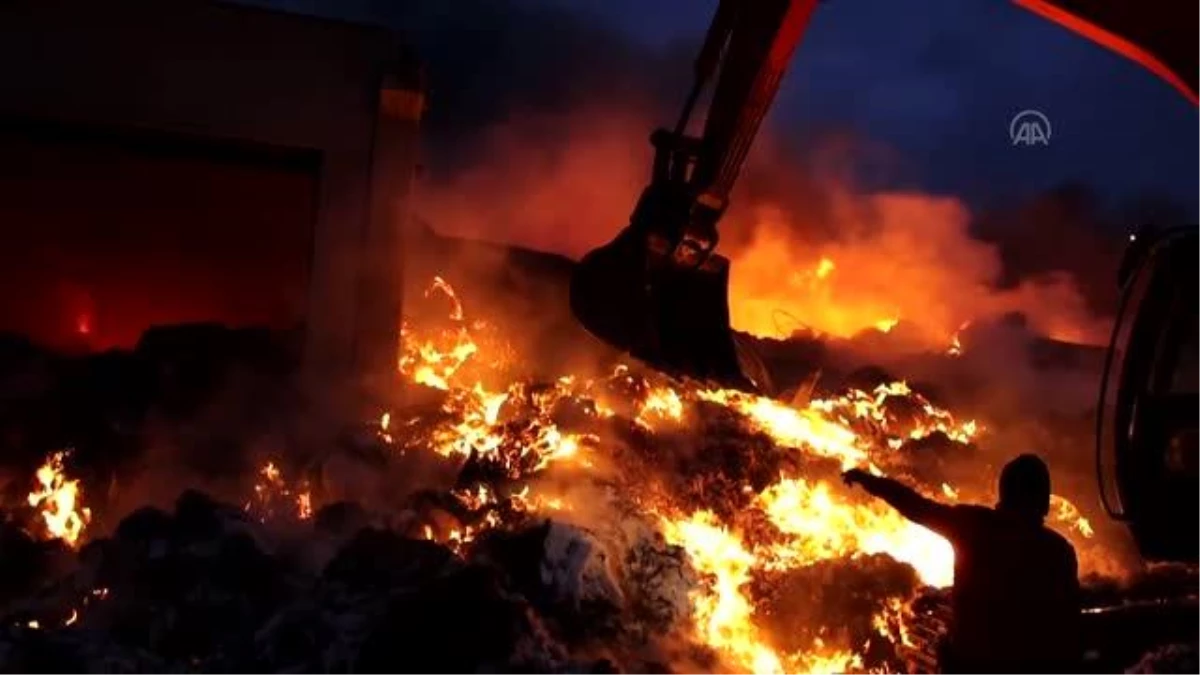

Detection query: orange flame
xmin=26 ymin=450 xmax=91 ymax=547
xmin=246 ymin=461 xmax=313 ymax=522
xmin=727 ymin=195 xmax=1109 ymax=347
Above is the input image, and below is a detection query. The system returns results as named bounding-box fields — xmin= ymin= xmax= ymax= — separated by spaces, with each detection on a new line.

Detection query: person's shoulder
xmin=946 ymin=503 xmax=991 ymax=527
xmin=1040 ymin=526 xmax=1079 ymax=561
xmin=953 ymin=504 xmax=992 ymax=519
xmin=1041 ymin=525 xmax=1074 ymax=548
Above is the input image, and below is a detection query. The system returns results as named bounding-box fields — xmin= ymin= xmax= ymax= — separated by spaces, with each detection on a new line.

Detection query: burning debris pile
xmin=378 ymin=276 xmax=1113 ymax=673
xmin=0 ymin=275 xmax=1190 ymax=673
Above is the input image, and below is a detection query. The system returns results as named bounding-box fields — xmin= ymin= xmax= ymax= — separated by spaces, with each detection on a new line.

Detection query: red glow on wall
xmin=0 ymin=120 xmax=319 ymax=352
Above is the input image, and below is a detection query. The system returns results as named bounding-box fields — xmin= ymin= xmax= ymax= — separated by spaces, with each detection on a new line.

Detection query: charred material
xmin=0 ymin=293 xmax=1193 ymax=673
xmin=0 ymin=492 xmax=581 ymax=672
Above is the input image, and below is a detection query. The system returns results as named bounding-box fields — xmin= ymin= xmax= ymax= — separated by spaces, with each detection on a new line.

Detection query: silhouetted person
xmin=843 ymin=454 xmax=1081 ymax=673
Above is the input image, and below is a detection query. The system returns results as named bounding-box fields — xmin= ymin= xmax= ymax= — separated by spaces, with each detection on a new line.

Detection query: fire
xmin=698 ymin=389 xmax=867 ymax=469
xmin=1050 ymin=494 xmax=1095 ymax=539
xmin=659 ymin=511 xmax=783 ymax=674
xmin=416 ymin=103 xmax=1109 ymax=347
xmin=757 ymin=478 xmax=955 ymax=587
xmin=947 ymin=321 xmax=970 ymax=357
xmin=659 ymin=509 xmax=867 ymax=675
xmin=809 ymin=381 xmax=979 ymax=446
xmin=637 ymin=386 xmax=685 ymax=427
xmin=26 ymin=450 xmax=92 ymax=547
xmin=398 ymin=274 xmax=514 ymax=391
xmin=395 ymin=276 xmax=1105 ymax=674
xmin=296 ymin=491 xmax=313 ymax=521
xmin=378 ymin=411 xmax=394 ymax=443
xmin=246 ymin=461 xmax=313 ymax=522
xmin=398 ymin=276 xmax=477 ymax=389
xmin=726 ymin=196 xmax=1109 ymax=348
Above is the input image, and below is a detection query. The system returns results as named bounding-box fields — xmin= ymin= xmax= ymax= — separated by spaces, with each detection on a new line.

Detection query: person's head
xmin=997 ymin=454 xmax=1051 ymax=520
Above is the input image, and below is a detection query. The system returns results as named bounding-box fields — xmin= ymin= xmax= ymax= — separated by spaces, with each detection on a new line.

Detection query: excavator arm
xmin=688 ymin=0 xmax=817 ymax=208
xmin=571 ymin=0 xmax=818 ymax=391
xmin=571 ymin=0 xmax=1195 ymax=395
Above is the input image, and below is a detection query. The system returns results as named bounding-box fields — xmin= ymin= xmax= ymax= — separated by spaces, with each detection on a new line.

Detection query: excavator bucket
xmin=568 ymin=0 xmax=815 ymax=393
xmin=570 ymin=225 xmax=756 ymax=390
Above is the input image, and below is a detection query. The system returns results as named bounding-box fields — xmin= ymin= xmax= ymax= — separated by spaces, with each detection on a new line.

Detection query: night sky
xmin=250 ymin=0 xmax=1197 ymax=217
xmin=562 ymin=0 xmax=1197 ymax=209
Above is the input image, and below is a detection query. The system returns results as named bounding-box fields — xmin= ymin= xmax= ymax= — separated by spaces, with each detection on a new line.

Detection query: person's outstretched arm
xmin=843 ymin=468 xmax=959 ymax=537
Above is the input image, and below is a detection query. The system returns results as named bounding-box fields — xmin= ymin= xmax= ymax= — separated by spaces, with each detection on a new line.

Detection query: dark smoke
xmin=974 ymin=183 xmax=1193 ymax=319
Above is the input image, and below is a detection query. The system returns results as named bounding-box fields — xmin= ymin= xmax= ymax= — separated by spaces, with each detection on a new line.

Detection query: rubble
xmin=0 ymin=488 xmax=611 ymax=672
xmin=472 ymin=520 xmax=625 ymax=643
xmin=1126 ymin=644 xmax=1200 ymax=674
xmin=751 ymin=555 xmax=923 ymax=671
xmin=0 ymin=311 xmax=1193 ymax=673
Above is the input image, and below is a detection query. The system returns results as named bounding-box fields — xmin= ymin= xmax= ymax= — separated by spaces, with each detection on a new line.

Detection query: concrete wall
xmin=0 ymin=0 xmax=423 ymax=409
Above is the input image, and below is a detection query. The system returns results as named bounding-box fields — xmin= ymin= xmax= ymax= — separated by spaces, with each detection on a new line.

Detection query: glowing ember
xmin=393 ymin=275 xmax=1107 ymax=674
xmin=296 ymin=491 xmax=313 ymax=521
xmin=26 ymin=450 xmax=92 ymax=547
xmin=247 ymin=461 xmax=313 ymax=522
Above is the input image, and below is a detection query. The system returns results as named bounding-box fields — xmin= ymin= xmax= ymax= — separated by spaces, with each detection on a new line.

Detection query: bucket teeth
xmin=570 ymin=227 xmax=754 ymax=391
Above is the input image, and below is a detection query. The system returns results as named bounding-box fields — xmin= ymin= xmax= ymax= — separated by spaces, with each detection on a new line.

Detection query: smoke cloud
xmin=416 ymin=100 xmax=1116 ymax=351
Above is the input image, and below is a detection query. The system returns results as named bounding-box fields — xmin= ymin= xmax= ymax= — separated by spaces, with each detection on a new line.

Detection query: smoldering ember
xmin=0 ymin=269 xmax=1192 ymax=673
